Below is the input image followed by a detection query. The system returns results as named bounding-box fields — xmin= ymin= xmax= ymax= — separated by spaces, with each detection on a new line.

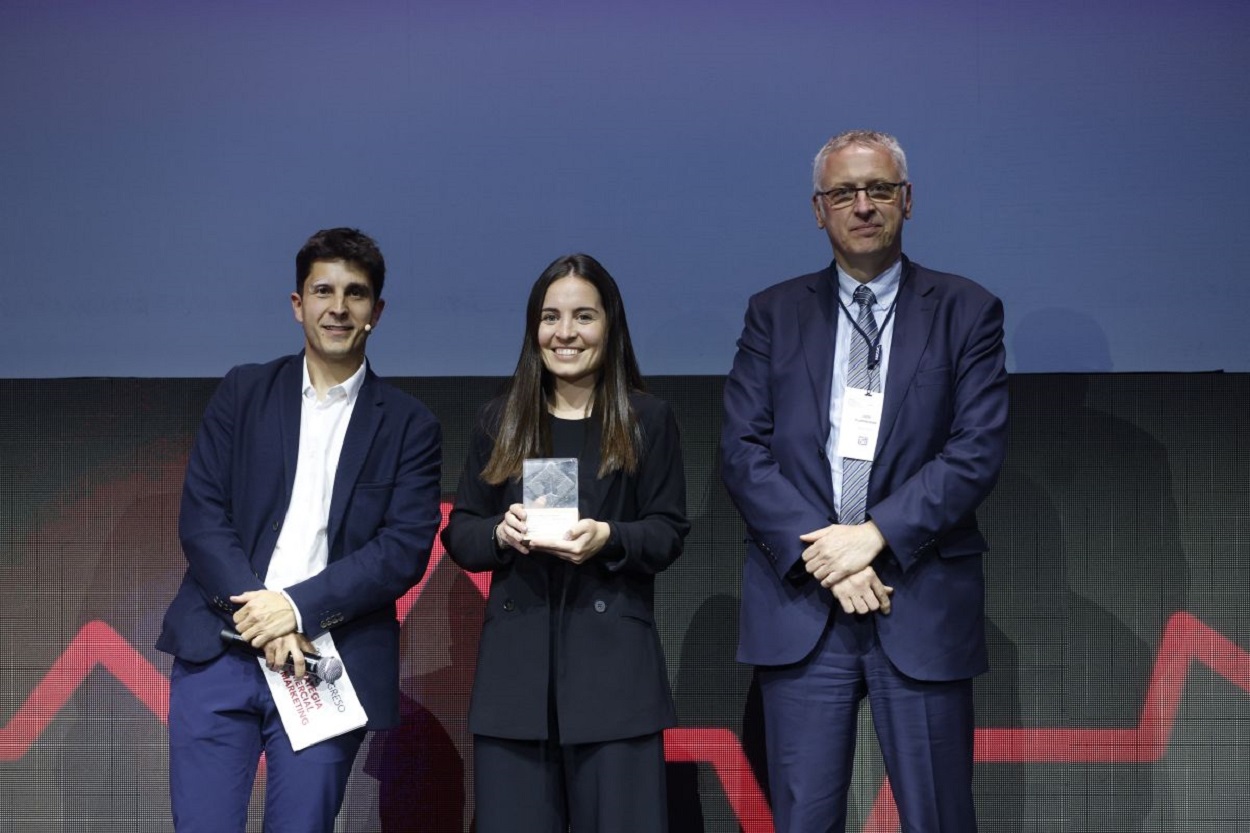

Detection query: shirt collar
xmin=302 ymin=357 xmax=368 ymax=404
xmin=835 ymin=258 xmax=903 ymax=311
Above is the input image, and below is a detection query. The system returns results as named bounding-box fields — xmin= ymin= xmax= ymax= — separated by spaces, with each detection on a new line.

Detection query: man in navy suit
xmin=157 ymin=228 xmax=442 ymax=832
xmin=721 ymin=131 xmax=1008 ymax=831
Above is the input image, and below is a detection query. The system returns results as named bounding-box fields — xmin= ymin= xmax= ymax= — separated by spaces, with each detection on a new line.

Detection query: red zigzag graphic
xmin=3 ymin=514 xmax=1248 ymax=833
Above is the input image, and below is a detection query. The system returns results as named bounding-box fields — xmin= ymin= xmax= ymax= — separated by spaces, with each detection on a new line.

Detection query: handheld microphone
xmin=220 ymin=629 xmax=344 ymax=683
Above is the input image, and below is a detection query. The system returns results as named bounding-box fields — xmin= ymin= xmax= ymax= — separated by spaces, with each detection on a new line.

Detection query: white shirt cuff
xmin=279 ymin=589 xmax=304 ymax=633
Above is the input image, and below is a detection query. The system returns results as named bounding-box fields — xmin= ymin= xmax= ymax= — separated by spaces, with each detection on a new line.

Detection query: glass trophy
xmin=522 ymin=457 xmax=579 ymax=542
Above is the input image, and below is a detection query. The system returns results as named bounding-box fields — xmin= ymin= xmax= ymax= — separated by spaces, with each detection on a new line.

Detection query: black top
xmin=549 ymin=413 xmax=588 ymax=457
xmin=546 ymin=414 xmax=588 ymax=741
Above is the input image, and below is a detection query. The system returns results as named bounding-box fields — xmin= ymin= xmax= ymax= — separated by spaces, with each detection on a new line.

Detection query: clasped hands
xmin=230 ymin=589 xmax=317 ymax=678
xmin=495 ymin=503 xmax=609 ymax=565
xmin=800 ymin=521 xmax=894 ymax=615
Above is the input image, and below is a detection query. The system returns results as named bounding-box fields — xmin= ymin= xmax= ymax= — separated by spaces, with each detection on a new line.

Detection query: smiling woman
xmin=439 ymin=253 xmax=691 ymax=833
xmin=479 ymin=254 xmax=649 ymax=484
xmin=537 ymin=274 xmax=605 ymax=413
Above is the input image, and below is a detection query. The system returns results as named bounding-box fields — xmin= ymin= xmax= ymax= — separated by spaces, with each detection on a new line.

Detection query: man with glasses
xmin=721 ymin=130 xmax=1008 ymax=831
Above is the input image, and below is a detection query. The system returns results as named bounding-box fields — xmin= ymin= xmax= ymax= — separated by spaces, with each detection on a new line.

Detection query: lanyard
xmin=837 ymin=282 xmax=900 ymax=370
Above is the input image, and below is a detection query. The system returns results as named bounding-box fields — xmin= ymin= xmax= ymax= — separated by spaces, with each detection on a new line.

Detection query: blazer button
xmin=503 ymin=599 xmax=516 ymax=612
xmin=593 ymin=600 xmax=606 ymax=613
xmin=272 ymin=521 xmax=280 ymax=531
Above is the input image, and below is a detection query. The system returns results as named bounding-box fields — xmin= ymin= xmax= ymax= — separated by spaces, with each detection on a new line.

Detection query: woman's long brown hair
xmin=481 ymin=253 xmax=645 ymax=484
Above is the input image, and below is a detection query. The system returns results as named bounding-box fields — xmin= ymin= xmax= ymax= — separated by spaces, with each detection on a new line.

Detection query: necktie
xmin=840 ymin=285 xmax=879 ymax=525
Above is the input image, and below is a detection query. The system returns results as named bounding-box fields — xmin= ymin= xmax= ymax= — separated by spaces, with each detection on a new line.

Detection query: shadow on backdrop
xmin=366 ymin=565 xmax=485 ymax=831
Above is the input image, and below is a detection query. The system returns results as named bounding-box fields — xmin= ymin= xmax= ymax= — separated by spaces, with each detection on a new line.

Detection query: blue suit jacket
xmin=721 ymin=257 xmax=1008 ymax=681
xmin=156 ymin=353 xmax=442 ymax=729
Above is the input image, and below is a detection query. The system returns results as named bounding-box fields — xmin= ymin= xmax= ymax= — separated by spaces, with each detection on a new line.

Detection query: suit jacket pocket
xmin=913 ymin=365 xmax=951 ymax=387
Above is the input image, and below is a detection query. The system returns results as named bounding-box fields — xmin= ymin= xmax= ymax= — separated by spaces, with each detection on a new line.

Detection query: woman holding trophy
xmin=441 ymin=253 xmax=690 ymax=832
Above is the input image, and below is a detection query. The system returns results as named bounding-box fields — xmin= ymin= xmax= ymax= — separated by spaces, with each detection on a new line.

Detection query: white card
xmin=524 ymin=507 xmax=580 ymax=542
xmin=836 ymin=387 xmax=883 ymax=461
xmin=523 ymin=457 xmax=579 ymax=541
xmin=259 ymin=631 xmax=368 ymax=751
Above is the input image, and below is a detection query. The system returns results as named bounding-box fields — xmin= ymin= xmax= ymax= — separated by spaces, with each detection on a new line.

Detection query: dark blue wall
xmin=4 ymin=0 xmax=1248 ymax=377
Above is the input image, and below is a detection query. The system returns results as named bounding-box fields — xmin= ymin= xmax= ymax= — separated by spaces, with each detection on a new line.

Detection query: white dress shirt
xmin=265 ymin=358 xmax=367 ymax=630
xmin=826 ymin=259 xmax=902 ymax=515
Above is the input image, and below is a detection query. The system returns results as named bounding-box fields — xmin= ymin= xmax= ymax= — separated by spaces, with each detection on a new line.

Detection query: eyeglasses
xmin=815 ymin=181 xmax=908 ymax=209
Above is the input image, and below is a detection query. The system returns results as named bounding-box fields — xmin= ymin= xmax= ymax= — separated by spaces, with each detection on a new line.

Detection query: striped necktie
xmin=840 ymin=285 xmax=879 ymax=525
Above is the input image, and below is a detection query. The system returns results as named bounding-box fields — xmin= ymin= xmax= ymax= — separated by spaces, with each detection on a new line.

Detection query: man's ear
xmin=812 ymin=196 xmax=827 ymax=229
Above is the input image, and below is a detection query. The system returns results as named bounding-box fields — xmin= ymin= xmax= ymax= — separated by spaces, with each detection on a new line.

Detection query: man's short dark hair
xmin=295 ymin=228 xmax=386 ymax=299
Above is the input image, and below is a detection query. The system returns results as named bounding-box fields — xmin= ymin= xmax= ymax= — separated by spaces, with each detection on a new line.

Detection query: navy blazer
xmin=721 ymin=257 xmax=1008 ymax=681
xmin=441 ymin=392 xmax=689 ymax=744
xmin=156 ymin=353 xmax=442 ymax=730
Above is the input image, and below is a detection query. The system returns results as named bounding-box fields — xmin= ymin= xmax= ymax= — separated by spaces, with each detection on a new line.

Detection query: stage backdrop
xmin=4 ymin=0 xmax=1250 ymax=379
xmin=2 ymin=373 xmax=1249 ymax=832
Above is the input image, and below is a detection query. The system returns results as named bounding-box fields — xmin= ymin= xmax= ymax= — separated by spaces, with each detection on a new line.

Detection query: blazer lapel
xmin=327 ymin=368 xmax=383 ymax=548
xmin=800 ymin=266 xmax=838 ymax=439
xmin=878 ymin=258 xmax=936 ymax=454
xmin=278 ymin=355 xmax=303 ymax=509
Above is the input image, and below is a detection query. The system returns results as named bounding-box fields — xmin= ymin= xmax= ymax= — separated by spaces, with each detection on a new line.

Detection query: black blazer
xmin=441 ymin=391 xmax=689 ymax=744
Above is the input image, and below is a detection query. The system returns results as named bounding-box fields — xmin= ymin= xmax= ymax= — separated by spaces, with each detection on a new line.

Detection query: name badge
xmin=836 ymin=387 xmax=883 ymax=461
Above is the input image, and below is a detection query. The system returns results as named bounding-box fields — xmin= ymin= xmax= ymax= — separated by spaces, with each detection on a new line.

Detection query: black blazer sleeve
xmin=441 ymin=402 xmax=514 ymax=572
xmin=596 ymin=395 xmax=689 ymax=576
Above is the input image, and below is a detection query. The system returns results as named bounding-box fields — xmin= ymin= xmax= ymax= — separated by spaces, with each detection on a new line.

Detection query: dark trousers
xmin=168 ymin=649 xmax=366 ymax=833
xmin=473 ymin=732 xmax=668 ymax=833
xmin=758 ymin=612 xmax=976 ymax=833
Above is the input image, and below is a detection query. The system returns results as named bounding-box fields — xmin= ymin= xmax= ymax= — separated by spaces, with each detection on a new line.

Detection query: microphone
xmin=220 ymin=630 xmax=344 ymax=683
